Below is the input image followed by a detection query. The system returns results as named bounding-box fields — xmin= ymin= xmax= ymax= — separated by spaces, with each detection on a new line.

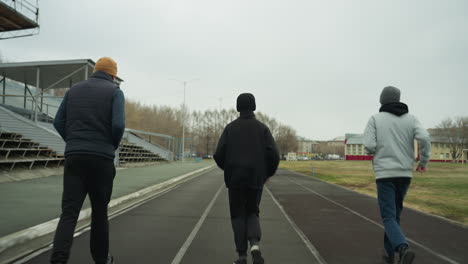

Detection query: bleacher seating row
xmin=0 ymin=131 xmax=64 ymax=170
xmin=0 ymin=130 xmax=166 ymax=171
xmin=118 ymin=141 xmax=165 ymax=166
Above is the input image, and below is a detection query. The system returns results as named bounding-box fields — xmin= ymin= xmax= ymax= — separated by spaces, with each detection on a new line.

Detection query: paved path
xmin=0 ymin=162 xmax=211 ymax=237
xmin=20 ymin=168 xmax=321 ymax=264
xmin=18 ymin=168 xmax=468 ymax=264
xmin=267 ymin=169 xmax=468 ymax=264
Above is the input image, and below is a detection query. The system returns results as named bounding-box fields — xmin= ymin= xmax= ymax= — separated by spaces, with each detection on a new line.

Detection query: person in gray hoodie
xmin=363 ymin=86 xmax=431 ymax=264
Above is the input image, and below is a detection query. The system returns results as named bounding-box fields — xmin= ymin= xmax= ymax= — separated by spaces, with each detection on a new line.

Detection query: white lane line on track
xmin=4 ymin=166 xmax=216 ymax=262
xmin=170 ymin=184 xmax=224 ymax=264
xmin=265 ymin=187 xmax=327 ymax=264
xmin=12 ymin=177 xmax=195 ymax=264
xmin=285 ymin=177 xmax=460 ymax=264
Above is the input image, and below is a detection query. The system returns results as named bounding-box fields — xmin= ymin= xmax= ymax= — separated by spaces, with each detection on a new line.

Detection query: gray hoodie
xmin=363 ymin=112 xmax=431 ymax=180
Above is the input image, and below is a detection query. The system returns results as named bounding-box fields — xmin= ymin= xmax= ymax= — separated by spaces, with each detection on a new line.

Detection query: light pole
xmin=170 ymin=78 xmax=199 ymax=161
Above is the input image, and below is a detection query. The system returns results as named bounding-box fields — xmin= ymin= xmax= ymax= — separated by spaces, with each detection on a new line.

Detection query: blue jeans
xmin=377 ymin=179 xmax=411 ymax=257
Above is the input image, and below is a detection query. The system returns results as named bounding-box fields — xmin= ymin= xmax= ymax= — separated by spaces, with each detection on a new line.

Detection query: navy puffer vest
xmin=65 ymin=71 xmax=117 ymax=159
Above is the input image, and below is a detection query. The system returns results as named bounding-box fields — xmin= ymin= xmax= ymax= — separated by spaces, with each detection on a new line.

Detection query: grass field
xmin=279 ymin=160 xmax=468 ymax=225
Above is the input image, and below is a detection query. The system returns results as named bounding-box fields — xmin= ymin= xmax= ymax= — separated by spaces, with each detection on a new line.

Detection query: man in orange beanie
xmin=51 ymin=57 xmax=125 ymax=264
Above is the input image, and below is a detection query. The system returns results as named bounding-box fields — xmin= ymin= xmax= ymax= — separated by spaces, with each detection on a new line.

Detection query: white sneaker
xmin=106 ymin=254 xmax=114 ymax=264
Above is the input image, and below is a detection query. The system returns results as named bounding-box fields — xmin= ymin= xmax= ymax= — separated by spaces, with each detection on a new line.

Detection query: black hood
xmin=236 ymin=93 xmax=256 ymax=112
xmin=379 ymin=102 xmax=409 ymax=116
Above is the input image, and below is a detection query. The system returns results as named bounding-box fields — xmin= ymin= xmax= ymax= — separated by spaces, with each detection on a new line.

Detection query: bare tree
xmin=434 ymin=116 xmax=468 ymax=161
xmin=123 ymin=100 xmax=301 ymax=157
xmin=275 ymin=125 xmax=299 ymax=157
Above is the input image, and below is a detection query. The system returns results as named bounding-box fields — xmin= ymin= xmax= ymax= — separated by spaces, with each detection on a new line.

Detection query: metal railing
xmin=123 ymin=129 xmax=174 ymax=161
xmin=0 ymin=94 xmax=60 ymax=123
xmin=1 ymin=0 xmax=39 ymax=23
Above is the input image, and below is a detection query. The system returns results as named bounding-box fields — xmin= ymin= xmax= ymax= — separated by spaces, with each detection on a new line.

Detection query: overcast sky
xmin=1 ymin=0 xmax=467 ymax=140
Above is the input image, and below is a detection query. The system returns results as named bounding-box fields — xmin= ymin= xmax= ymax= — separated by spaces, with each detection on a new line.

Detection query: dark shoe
xmin=399 ymin=246 xmax=415 ymax=264
xmin=251 ymin=246 xmax=264 ymax=264
xmin=233 ymin=258 xmax=247 ymax=264
xmin=383 ymin=254 xmax=395 ymax=264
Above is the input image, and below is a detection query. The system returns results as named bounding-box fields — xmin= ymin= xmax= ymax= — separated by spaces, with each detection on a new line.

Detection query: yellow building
xmin=345 ymin=134 xmax=372 ymax=160
xmin=428 ymin=137 xmax=467 ymax=162
xmin=344 ymin=133 xmax=468 ymax=163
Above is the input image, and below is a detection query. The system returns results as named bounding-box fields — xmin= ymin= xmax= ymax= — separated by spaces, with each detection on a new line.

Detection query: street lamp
xmin=170 ymin=78 xmax=199 ymax=161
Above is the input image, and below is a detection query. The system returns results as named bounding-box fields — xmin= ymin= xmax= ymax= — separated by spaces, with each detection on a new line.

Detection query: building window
xmin=446 ymin=153 xmax=450 ymax=159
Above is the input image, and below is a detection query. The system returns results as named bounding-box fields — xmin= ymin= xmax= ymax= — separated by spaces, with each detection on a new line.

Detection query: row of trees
xmin=125 ymin=100 xmax=299 ymax=157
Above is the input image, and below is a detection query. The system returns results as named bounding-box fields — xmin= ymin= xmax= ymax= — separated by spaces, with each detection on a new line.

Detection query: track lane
xmin=267 ymin=169 xmax=468 ymax=264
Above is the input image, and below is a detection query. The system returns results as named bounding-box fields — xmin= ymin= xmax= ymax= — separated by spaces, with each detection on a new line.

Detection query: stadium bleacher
xmin=0 ymin=130 xmax=63 ymax=170
xmin=1 ymin=59 xmax=174 ymax=171
xmin=0 ymin=129 xmax=168 ymax=171
xmin=0 ymin=105 xmax=173 ymax=170
xmin=118 ymin=140 xmax=166 ymax=166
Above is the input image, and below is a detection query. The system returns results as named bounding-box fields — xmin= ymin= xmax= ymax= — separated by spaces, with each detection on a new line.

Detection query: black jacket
xmin=214 ymin=111 xmax=280 ymax=189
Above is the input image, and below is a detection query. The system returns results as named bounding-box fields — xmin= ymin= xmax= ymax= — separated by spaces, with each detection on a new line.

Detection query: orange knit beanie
xmin=94 ymin=57 xmax=117 ymax=76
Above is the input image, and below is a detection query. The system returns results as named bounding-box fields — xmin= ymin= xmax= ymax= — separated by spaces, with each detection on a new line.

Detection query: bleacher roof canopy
xmin=0 ymin=59 xmax=123 ymax=90
xmin=0 ymin=0 xmax=39 ymax=32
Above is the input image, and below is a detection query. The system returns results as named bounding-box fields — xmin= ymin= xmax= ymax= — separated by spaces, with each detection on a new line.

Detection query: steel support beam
xmin=42 ymin=65 xmax=87 ymax=92
xmin=24 ymin=83 xmax=27 ymax=108
xmin=33 ymin=66 xmax=40 ymax=122
xmin=2 ymin=76 xmax=5 ymax=104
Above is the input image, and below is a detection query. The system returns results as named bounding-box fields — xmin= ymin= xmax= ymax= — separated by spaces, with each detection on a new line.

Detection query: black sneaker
xmin=399 ymin=246 xmax=415 ymax=264
xmin=383 ymin=254 xmax=395 ymax=264
xmin=233 ymin=258 xmax=247 ymax=264
xmin=251 ymin=246 xmax=264 ymax=264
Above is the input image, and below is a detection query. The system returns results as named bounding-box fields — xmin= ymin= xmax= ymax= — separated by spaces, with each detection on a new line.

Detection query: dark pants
xmin=51 ymin=155 xmax=115 ymax=264
xmin=228 ymin=188 xmax=263 ymax=256
xmin=377 ymin=179 xmax=411 ymax=257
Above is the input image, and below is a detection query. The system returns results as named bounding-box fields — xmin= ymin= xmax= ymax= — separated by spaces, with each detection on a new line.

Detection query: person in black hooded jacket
xmin=214 ymin=93 xmax=279 ymax=264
